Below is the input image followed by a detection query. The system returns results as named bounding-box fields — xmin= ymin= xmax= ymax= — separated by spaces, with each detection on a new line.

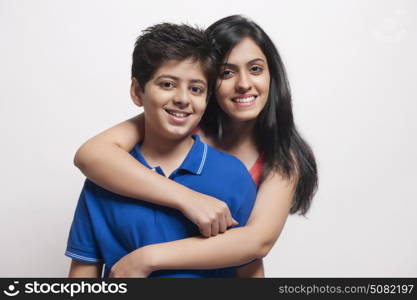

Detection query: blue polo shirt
xmin=65 ymin=135 xmax=256 ymax=277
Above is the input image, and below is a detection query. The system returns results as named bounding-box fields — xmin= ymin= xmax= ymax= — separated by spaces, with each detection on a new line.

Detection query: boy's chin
xmin=162 ymin=126 xmax=195 ymax=140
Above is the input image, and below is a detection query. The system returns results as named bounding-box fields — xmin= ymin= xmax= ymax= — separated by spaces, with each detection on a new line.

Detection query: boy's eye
xmin=159 ymin=81 xmax=175 ymax=89
xmin=191 ymin=86 xmax=205 ymax=94
xmin=250 ymin=65 xmax=263 ymax=73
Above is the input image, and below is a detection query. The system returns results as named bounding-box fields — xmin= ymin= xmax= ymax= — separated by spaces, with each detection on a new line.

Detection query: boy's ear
xmin=130 ymin=78 xmax=143 ymax=107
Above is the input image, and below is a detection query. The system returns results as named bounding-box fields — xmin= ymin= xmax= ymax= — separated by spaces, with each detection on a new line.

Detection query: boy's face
xmin=132 ymin=58 xmax=208 ymax=140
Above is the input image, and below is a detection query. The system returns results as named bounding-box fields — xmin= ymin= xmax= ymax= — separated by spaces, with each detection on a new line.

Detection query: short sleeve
xmin=65 ymin=180 xmax=103 ymax=264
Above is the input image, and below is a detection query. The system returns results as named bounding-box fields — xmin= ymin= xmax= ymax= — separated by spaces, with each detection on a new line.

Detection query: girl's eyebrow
xmin=222 ymin=58 xmax=266 ymax=67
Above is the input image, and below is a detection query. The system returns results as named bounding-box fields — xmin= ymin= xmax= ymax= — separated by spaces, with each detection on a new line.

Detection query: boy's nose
xmin=173 ymin=89 xmax=190 ymax=108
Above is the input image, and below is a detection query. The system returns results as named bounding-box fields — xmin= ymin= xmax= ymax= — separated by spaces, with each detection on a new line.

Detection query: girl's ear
xmin=130 ymin=78 xmax=143 ymax=107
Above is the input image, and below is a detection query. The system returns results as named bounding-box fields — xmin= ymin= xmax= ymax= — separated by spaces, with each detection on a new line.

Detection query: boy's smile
xmin=132 ymin=58 xmax=208 ymax=141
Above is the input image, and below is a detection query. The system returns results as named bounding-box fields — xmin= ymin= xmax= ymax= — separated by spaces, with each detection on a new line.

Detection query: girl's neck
xmin=218 ymin=119 xmax=256 ymax=152
xmin=206 ymin=119 xmax=259 ymax=169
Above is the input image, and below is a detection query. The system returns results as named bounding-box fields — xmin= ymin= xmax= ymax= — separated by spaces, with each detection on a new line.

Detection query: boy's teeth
xmin=233 ymin=96 xmax=255 ymax=103
xmin=168 ymin=110 xmax=188 ymax=117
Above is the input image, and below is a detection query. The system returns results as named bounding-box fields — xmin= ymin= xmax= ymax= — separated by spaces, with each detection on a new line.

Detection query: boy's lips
xmin=165 ymin=109 xmax=193 ymax=124
xmin=164 ymin=109 xmax=192 ymax=118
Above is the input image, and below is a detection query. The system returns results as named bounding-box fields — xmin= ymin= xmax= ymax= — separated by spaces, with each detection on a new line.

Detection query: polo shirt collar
xmin=134 ymin=134 xmax=207 ymax=176
xmin=178 ymin=134 xmax=207 ymax=175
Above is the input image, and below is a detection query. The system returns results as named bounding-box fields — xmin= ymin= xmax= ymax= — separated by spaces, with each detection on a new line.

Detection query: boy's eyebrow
xmin=223 ymin=58 xmax=266 ymax=67
xmin=155 ymin=75 xmax=207 ymax=86
xmin=190 ymin=79 xmax=207 ymax=86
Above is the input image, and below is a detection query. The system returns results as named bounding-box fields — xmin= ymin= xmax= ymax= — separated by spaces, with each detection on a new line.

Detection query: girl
xmin=72 ymin=15 xmax=318 ymax=277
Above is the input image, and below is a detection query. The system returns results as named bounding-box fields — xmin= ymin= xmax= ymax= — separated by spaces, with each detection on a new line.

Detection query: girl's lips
xmin=231 ymin=95 xmax=257 ymax=107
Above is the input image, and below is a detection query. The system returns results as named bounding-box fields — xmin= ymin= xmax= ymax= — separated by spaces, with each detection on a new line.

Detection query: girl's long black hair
xmin=200 ymin=15 xmax=318 ymax=215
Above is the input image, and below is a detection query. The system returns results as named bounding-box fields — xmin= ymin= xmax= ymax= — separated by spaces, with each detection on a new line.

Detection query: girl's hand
xmin=109 ymin=248 xmax=153 ymax=278
xmin=179 ymin=191 xmax=238 ymax=237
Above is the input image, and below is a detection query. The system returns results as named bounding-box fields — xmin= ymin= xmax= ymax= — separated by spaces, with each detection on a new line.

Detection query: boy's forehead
xmin=153 ymin=58 xmax=207 ymax=83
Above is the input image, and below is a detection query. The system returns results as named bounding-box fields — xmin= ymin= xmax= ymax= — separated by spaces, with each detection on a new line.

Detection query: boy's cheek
xmin=196 ymin=106 xmax=206 ymax=118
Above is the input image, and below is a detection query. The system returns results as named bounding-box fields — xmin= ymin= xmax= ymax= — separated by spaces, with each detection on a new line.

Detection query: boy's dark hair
xmin=131 ymin=23 xmax=216 ymax=95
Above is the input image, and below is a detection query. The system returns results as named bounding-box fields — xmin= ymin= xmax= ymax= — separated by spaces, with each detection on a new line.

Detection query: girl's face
xmin=215 ymin=37 xmax=270 ymax=123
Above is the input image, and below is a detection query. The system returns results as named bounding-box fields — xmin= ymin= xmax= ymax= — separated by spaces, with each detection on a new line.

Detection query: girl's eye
xmin=250 ymin=65 xmax=263 ymax=73
xmin=159 ymin=81 xmax=175 ymax=89
xmin=220 ymin=69 xmax=234 ymax=78
xmin=191 ymin=86 xmax=205 ymax=94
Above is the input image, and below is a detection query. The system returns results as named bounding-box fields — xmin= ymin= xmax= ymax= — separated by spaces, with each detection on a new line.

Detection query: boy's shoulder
xmin=204 ymin=144 xmax=255 ymax=185
xmin=205 ymin=144 xmax=244 ymax=167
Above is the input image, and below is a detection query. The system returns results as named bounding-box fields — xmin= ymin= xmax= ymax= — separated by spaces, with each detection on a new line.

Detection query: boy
xmin=65 ymin=23 xmax=256 ymax=277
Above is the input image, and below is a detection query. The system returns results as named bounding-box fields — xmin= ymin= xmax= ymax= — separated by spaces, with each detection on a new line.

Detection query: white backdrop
xmin=1 ymin=0 xmax=416 ymax=277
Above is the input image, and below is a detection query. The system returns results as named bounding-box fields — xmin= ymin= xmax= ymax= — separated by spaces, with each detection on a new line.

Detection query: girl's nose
xmin=235 ymin=72 xmax=252 ymax=92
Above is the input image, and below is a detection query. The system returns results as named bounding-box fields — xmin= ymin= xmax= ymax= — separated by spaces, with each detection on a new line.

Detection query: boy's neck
xmin=140 ymin=125 xmax=194 ymax=177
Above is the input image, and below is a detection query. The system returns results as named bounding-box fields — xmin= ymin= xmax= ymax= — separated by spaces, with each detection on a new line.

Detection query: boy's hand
xmin=179 ymin=192 xmax=238 ymax=237
xmin=109 ymin=248 xmax=152 ymax=278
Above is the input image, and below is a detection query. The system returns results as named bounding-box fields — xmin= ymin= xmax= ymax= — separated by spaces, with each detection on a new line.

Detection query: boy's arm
xmin=235 ymin=259 xmax=265 ymax=278
xmin=66 ymin=181 xmax=104 ymax=273
xmin=68 ymin=260 xmax=103 ymax=278
xmin=74 ymin=114 xmax=236 ymax=237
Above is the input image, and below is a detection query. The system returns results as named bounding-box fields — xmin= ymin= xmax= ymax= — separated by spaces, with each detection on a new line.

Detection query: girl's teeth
xmin=233 ymin=96 xmax=255 ymax=103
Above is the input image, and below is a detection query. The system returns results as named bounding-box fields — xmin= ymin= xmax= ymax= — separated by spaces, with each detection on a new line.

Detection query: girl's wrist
xmin=171 ymin=186 xmax=194 ymax=213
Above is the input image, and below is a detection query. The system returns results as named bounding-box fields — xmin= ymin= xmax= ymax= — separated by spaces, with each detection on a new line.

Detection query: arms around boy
xmin=66 ymin=23 xmax=256 ymax=277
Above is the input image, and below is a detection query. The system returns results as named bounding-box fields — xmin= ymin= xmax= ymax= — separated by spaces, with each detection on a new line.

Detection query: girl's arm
xmin=74 ymin=114 xmax=236 ymax=237
xmin=109 ymin=171 xmax=295 ymax=277
xmin=236 ymin=259 xmax=265 ymax=278
xmin=68 ymin=261 xmax=103 ymax=278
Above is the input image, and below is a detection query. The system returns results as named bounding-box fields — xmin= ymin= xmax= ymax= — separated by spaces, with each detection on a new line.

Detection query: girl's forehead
xmin=224 ymin=38 xmax=266 ymax=64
